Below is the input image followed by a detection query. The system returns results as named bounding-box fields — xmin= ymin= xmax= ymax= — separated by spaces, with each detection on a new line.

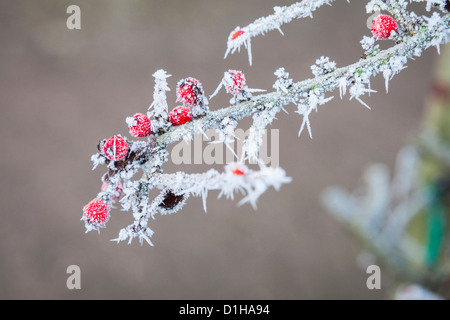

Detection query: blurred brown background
xmin=0 ymin=0 xmax=437 ymax=299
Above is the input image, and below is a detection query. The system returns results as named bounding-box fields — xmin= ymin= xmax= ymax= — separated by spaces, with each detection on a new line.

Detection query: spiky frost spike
xmin=148 ymin=69 xmax=171 ymax=133
xmin=224 ymin=0 xmax=339 ymax=65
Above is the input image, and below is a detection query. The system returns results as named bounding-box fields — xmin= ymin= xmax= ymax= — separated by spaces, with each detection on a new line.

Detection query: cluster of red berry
xmin=83 ymin=70 xmax=251 ymax=226
xmin=82 ymin=77 xmax=209 ymax=226
xmin=82 ymin=13 xmax=400 ymax=227
xmin=82 ymin=70 xmax=253 ymax=226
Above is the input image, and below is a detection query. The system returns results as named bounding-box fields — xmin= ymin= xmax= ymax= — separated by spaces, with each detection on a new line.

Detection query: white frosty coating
xmin=360 ymin=36 xmax=380 ymax=61
xmin=204 ymin=117 xmax=240 ymax=159
xmin=310 ymin=56 xmax=337 ymax=77
xmin=224 ymin=0 xmax=342 ymax=65
xmin=225 ymin=0 xmax=447 ymax=65
xmin=159 ymin=11 xmax=450 ymax=149
xmin=296 ymin=88 xmax=334 ymax=138
xmin=109 ymin=163 xmax=292 ymax=245
xmin=244 ymin=104 xmax=279 ymax=162
xmin=125 ymin=116 xmax=137 ymax=127
xmin=148 ymin=69 xmax=172 ymax=132
xmin=149 ymin=164 xmax=292 ymax=210
xmin=91 ymin=153 xmax=105 ymax=170
xmin=85 ymin=0 xmax=450 ymax=246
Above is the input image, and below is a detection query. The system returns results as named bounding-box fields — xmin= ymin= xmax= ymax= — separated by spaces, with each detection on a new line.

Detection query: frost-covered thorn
xmin=295 ymin=87 xmax=333 ymax=138
xmin=148 ymin=69 xmax=171 ymax=133
xmin=224 ymin=27 xmax=253 ymax=65
xmin=311 ymin=56 xmax=337 ymax=77
xmin=273 ymin=67 xmax=293 ymax=93
xmin=224 ymin=0 xmax=339 ymax=65
xmin=110 ymin=225 xmax=155 ymax=246
xmin=348 ymin=75 xmax=376 ymax=110
xmin=383 ymin=68 xmax=392 ymax=93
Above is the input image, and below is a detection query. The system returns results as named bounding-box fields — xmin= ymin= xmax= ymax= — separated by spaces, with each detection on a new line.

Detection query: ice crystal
xmin=148 ymin=69 xmax=171 ymax=133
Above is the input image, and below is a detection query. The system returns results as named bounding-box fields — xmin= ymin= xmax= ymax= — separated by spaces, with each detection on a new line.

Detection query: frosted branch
xmin=83 ymin=0 xmax=450 ymax=246
xmin=159 ymin=13 xmax=450 ymax=149
xmin=224 ymin=0 xmax=339 ymax=65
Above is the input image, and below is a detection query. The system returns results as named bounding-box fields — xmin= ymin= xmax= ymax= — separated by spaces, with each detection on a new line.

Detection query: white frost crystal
xmin=148 ymin=69 xmax=171 ymax=132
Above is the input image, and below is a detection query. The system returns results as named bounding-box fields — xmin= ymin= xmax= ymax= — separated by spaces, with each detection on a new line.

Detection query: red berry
xmin=371 ymin=15 xmax=398 ymax=39
xmin=169 ymin=106 xmax=192 ymax=126
xmin=232 ymin=168 xmax=245 ymax=176
xmin=176 ymin=77 xmax=204 ymax=107
xmin=226 ymin=163 xmax=248 ymax=176
xmin=224 ymin=70 xmax=246 ymax=94
xmin=231 ymin=30 xmax=245 ymax=40
xmin=101 ymin=182 xmax=123 ymax=201
xmin=83 ymin=198 xmax=110 ymax=225
xmin=127 ymin=113 xmax=152 ymax=138
xmin=103 ymin=135 xmax=129 ymax=161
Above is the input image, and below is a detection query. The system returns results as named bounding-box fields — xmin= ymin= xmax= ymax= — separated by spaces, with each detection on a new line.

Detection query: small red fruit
xmin=169 ymin=106 xmax=192 ymax=126
xmin=231 ymin=30 xmax=245 ymax=40
xmin=227 ymin=163 xmax=248 ymax=176
xmin=232 ymin=167 xmax=245 ymax=176
xmin=176 ymin=77 xmax=204 ymax=107
xmin=371 ymin=15 xmax=398 ymax=39
xmin=127 ymin=113 xmax=152 ymax=138
xmin=103 ymin=135 xmax=129 ymax=161
xmin=224 ymin=70 xmax=246 ymax=94
xmin=83 ymin=198 xmax=110 ymax=225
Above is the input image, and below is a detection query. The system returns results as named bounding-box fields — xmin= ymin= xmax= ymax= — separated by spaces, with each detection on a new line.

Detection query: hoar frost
xmin=83 ymin=0 xmax=450 ymax=245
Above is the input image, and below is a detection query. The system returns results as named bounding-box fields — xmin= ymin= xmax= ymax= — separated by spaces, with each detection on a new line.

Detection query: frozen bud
xmin=158 ymin=190 xmax=187 ymax=215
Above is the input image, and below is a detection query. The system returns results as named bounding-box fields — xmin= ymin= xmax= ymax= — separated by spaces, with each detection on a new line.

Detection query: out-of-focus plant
xmin=322 ymin=41 xmax=450 ymax=300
